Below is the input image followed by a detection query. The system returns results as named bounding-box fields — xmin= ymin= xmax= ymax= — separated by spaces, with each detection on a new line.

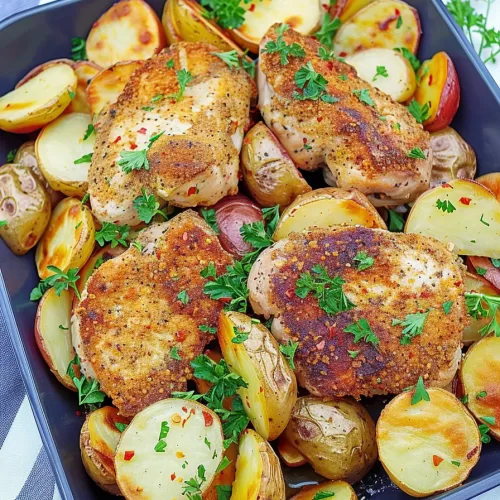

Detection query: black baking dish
xmin=1 ymin=0 xmax=500 ymax=498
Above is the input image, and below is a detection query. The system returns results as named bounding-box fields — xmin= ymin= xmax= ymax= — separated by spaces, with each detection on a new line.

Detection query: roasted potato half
xmin=430 ymin=127 xmax=476 ymax=188
xmin=35 ymin=288 xmax=75 ymax=390
xmin=0 ymin=64 xmax=76 ymax=133
xmin=15 ymin=59 xmax=75 ymax=87
xmin=405 ymin=179 xmax=500 ymax=258
xmin=232 ymin=429 xmax=286 ymax=500
xmin=284 ymin=396 xmax=377 ymax=483
xmin=0 ymin=164 xmax=51 ymax=255
xmin=291 ymin=480 xmax=357 ymax=500
xmin=35 ymin=197 xmax=95 ymax=279
xmin=331 ymin=0 xmax=374 ymax=22
xmin=461 ymin=335 xmax=500 ymax=441
xmin=241 ymin=122 xmax=311 ymax=209
xmin=81 ymin=407 xmax=130 ymax=495
xmin=274 ymin=187 xmax=387 ymax=241
xmin=66 ymin=61 xmax=101 ymax=114
xmin=86 ymin=0 xmax=166 ymax=68
xmin=115 ymin=399 xmax=224 ymax=500
xmin=277 ymin=434 xmax=307 ymax=467
xmin=36 ymin=113 xmax=95 ymax=197
xmin=219 ymin=310 xmax=297 ymax=441
xmin=476 ymin=172 xmax=500 ymax=203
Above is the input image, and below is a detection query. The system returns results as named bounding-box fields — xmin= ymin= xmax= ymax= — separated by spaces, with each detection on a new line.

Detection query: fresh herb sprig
xmin=71 ymin=37 xmax=87 ymax=61
xmin=200 ymin=0 xmax=253 ymax=29
xmin=293 ymin=62 xmax=338 ymax=103
xmin=67 ymin=354 xmax=105 ymax=410
xmin=30 ymin=266 xmax=80 ymax=301
xmin=344 ymin=318 xmax=379 ymax=346
xmin=262 ymin=24 xmax=305 ymax=65
xmin=465 ymin=291 xmax=500 ymax=337
xmin=95 ymin=222 xmax=130 ymax=248
xmin=314 ymin=13 xmax=341 ymax=50
xmin=392 ymin=310 xmax=430 ymax=345
xmin=133 ymin=188 xmax=168 ymax=224
xmin=279 ymin=340 xmax=299 ymax=369
xmin=166 ymin=69 xmax=194 ymax=101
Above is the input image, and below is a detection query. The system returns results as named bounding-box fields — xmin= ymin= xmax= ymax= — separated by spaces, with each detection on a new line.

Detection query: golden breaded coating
xmin=72 ymin=211 xmax=233 ymax=416
xmin=248 ymin=227 xmax=467 ymax=398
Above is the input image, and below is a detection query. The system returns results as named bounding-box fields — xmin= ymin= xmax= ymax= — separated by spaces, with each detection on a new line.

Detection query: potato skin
xmin=0 ymin=164 xmax=51 ymax=255
xmin=284 ymin=396 xmax=377 ymax=483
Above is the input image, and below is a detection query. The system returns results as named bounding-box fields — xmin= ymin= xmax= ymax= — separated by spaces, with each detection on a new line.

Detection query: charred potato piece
xmin=377 ymin=388 xmax=481 ymax=497
xmin=430 ymin=127 xmax=476 ymax=188
xmin=241 ymin=122 xmax=311 ymax=209
xmin=218 ymin=311 xmax=297 ymax=441
xmin=291 ymin=481 xmax=357 ymax=500
xmin=232 ymin=429 xmax=286 ymax=500
xmin=277 ymin=434 xmax=307 ymax=467
xmin=0 ymin=164 xmax=51 ymax=255
xmin=284 ymin=396 xmax=377 ymax=483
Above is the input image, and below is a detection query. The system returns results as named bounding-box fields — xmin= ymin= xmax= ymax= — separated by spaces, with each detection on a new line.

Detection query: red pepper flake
xmin=75 ymin=410 xmax=81 ymax=416
xmin=321 ymin=3 xmax=329 ymax=11
xmin=442 ymin=183 xmax=453 ymax=188
xmin=433 ymin=455 xmax=444 ymax=466
xmin=339 ymin=51 xmax=347 ymax=58
xmin=249 ymin=3 xmax=255 ymax=11
xmin=317 ymin=116 xmax=323 ymax=122
xmin=454 ymin=281 xmax=462 ymax=287
xmin=187 ymin=186 xmax=197 ymax=196
xmin=171 ymin=473 xmax=176 ymax=481
xmin=459 ymin=197 xmax=472 ymax=205
xmin=428 ymin=74 xmax=433 ymax=86
xmin=395 ymin=8 xmax=400 ymax=15
xmin=129 ymin=143 xmax=138 ymax=150
xmin=379 ymin=14 xmax=398 ymax=31
xmin=113 ymin=135 xmax=121 ymax=144
xmin=124 ymin=451 xmax=135 ymax=461
xmin=259 ymin=386 xmax=263 ymax=393
xmin=202 ymin=411 xmax=213 ymax=427
xmin=176 ymin=330 xmax=187 ymax=341
xmin=137 ymin=127 xmax=147 ymax=134
xmin=327 ymin=61 xmax=334 ymax=71
xmin=232 ymin=120 xmax=239 ymax=127
xmin=467 ymin=446 xmax=479 ymax=460
xmin=219 ymin=297 xmax=231 ymax=303
xmin=285 ymin=288 xmax=295 ymax=299
xmin=182 ymin=406 xmax=188 ymax=413
xmin=303 ymin=137 xmax=308 ymax=144
xmin=245 ymin=396 xmax=251 ymax=408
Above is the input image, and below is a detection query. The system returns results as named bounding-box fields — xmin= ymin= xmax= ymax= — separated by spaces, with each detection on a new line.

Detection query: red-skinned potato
xmin=86 ymin=0 xmax=166 ymax=68
xmin=414 ymin=52 xmax=460 ymax=132
xmin=35 ymin=288 xmax=76 ymax=390
xmin=277 ymin=434 xmax=307 ymax=467
xmin=467 ymin=256 xmax=500 ymax=292
xmin=331 ymin=0 xmax=374 ymax=22
xmin=211 ymin=195 xmax=263 ymax=257
xmin=476 ymin=173 xmax=500 ymax=202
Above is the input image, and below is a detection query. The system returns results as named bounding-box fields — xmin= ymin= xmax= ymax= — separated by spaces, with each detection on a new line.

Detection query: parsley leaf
xmin=395 ymin=47 xmax=421 ymax=71
xmin=373 ymin=65 xmax=388 ymax=81
xmin=318 ymin=46 xmax=336 ymax=61
xmin=262 ymin=24 xmax=305 ymax=65
xmin=95 ymin=222 xmax=129 ymax=248
xmin=213 ymin=49 xmax=240 ymax=68
xmin=133 ymin=188 xmax=168 ymax=224
xmin=407 ymin=99 xmax=430 ymax=124
xmin=199 ymin=324 xmax=217 ymax=335
xmin=118 ymin=149 xmax=148 ymax=174
xmin=215 ymin=456 xmax=231 ymax=474
xmin=183 ymin=464 xmax=206 ymax=499
xmin=30 ymin=266 xmax=80 ymax=301
xmin=172 ymin=390 xmax=204 ymax=401
xmin=396 ymin=15 xmax=403 ymax=29
xmin=115 ymin=422 xmax=128 ymax=432
xmin=443 ymin=301 xmax=453 ymax=315
xmin=166 ymin=69 xmax=193 ymax=101
xmin=348 ymin=350 xmax=359 ymax=359
xmin=408 ymin=147 xmax=427 ymax=159
xmin=67 ymin=354 xmax=105 ymax=409
xmin=344 ymin=318 xmax=379 ymax=346
xmin=0 ymin=220 xmax=8 ymax=228
xmin=83 ymin=124 xmax=95 ymax=141
xmin=313 ymin=492 xmax=336 ymax=500
xmin=74 ymin=153 xmax=93 ymax=164
xmin=388 ymin=210 xmax=405 ymax=232
xmin=71 ymin=37 xmax=87 ymax=61
xmin=200 ymin=0 xmax=247 ymax=29
xmin=436 ymin=199 xmax=456 ymax=213
xmin=392 ymin=310 xmax=430 ymax=345
xmin=315 ymin=13 xmax=342 ymax=50
xmin=482 ymin=416 xmax=496 ymax=426
xmin=217 ymin=396 xmax=250 ymax=448
xmin=6 ymin=148 xmax=17 ymax=162
xmin=232 ymin=326 xmax=249 ymax=344
xmin=353 ymin=88 xmax=375 ymax=106
xmin=170 ymin=346 xmax=181 ymax=360
xmin=411 ymin=376 xmax=430 ymax=405
xmin=479 ymin=423 xmax=491 ymax=443
xmin=177 ymin=290 xmax=189 ymax=304
xmin=293 ymin=62 xmax=333 ymax=102
xmin=279 ymin=340 xmax=299 ymax=369
xmin=353 ymin=251 xmax=374 ymax=271
xmin=216 ymin=485 xmax=232 ymax=500
xmin=201 ymin=208 xmax=219 ymax=234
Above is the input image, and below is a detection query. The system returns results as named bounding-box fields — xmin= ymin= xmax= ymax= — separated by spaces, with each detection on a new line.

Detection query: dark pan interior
xmin=1 ymin=0 xmax=500 ymax=499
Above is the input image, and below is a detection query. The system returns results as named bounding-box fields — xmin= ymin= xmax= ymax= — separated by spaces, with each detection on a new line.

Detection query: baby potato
xmin=277 ymin=434 xmax=307 ymax=467
xmin=283 ymin=396 xmax=377 ymax=483
xmin=377 ymin=388 xmax=481 ymax=497
xmin=66 ymin=61 xmax=101 ymax=114
xmin=241 ymin=122 xmax=311 ymax=209
xmin=219 ymin=310 xmax=297 ymax=441
xmin=291 ymin=480 xmax=357 ymax=500
xmin=0 ymin=164 xmax=51 ymax=255
xmin=232 ymin=429 xmax=286 ymax=500
xmin=35 ymin=197 xmax=95 ymax=279
xmin=331 ymin=0 xmax=374 ymax=22
xmin=461 ymin=335 xmax=500 ymax=441
xmin=36 ymin=112 xmax=96 ymax=197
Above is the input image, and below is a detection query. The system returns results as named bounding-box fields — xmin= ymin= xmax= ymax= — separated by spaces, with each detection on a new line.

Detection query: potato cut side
xmin=274 ymin=187 xmax=387 ymax=241
xmin=290 ymin=480 xmax=357 ymax=500
xmin=231 ymin=0 xmax=322 ymax=53
xmin=36 ymin=113 xmax=95 ymax=197
xmin=333 ymin=0 xmax=375 ymax=22
xmin=377 ymin=388 xmax=481 ymax=497
xmin=15 ymin=59 xmax=76 ymax=88
xmin=0 ymin=64 xmax=76 ymax=133
xmin=66 ymin=61 xmax=101 ymax=114
xmin=218 ymin=311 xmax=297 ymax=441
xmin=232 ymin=429 xmax=285 ymax=500
xmin=87 ymin=61 xmax=144 ymax=120
xmin=36 ymin=197 xmax=95 ymax=279
xmin=461 ymin=336 xmax=500 ymax=441
xmin=115 ymin=399 xmax=224 ymax=500
xmin=334 ymin=0 xmax=421 ymax=57
xmin=405 ymin=179 xmax=500 ymax=258
xmin=346 ymin=48 xmax=416 ymax=102
xmin=86 ymin=0 xmax=166 ymax=68
xmin=35 ymin=288 xmax=75 ymax=390
xmin=203 ymin=442 xmax=238 ymax=500
xmin=277 ymin=434 xmax=307 ymax=467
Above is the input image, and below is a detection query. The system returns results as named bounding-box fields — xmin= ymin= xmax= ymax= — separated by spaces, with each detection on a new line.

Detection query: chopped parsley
xmin=6 ymin=148 xmax=17 ymax=162
xmin=201 ymin=208 xmax=219 ymax=234
xmin=0 ymin=220 xmax=8 ymax=228
xmin=68 ymin=90 xmax=76 ymax=100
xmin=151 ymin=93 xmax=164 ymax=103
xmin=133 ymin=188 xmax=168 ymax=224
xmin=67 ymin=354 xmax=105 ymax=410
xmin=232 ymin=327 xmax=249 ymax=344
xmin=166 ymin=69 xmax=193 ymax=101
xmin=166 ymin=58 xmax=175 ymax=68
xmin=388 ymin=209 xmax=405 ymax=232
xmin=30 ymin=266 xmax=80 ymax=301
xmin=95 ymin=222 xmax=129 ymax=248
xmin=411 ymin=376 xmax=430 ymax=405
xmin=476 ymin=267 xmax=487 ymax=276
xmin=74 ymin=153 xmax=93 ymax=164
xmin=213 ymin=49 xmax=240 ymax=68
xmin=476 ymin=391 xmax=487 ymax=399
xmin=177 ymin=290 xmax=189 ymax=305
xmin=373 ymin=65 xmax=388 ymax=81
xmin=407 ymin=99 xmax=430 ymax=124
xmin=83 ymin=124 xmax=95 ymax=141
xmin=344 ymin=318 xmax=379 ymax=346
xmin=480 ymin=214 xmax=490 ymax=226
xmin=59 ymin=325 xmax=69 ymax=330
xmin=479 ymin=424 xmax=491 ymax=443
xmin=396 ymin=15 xmax=403 ymax=29
xmin=442 ymin=301 xmax=453 ymax=314
xmin=293 ymin=61 xmax=336 ymax=102
xmin=279 ymin=340 xmax=299 ymax=369
xmin=482 ymin=416 xmax=496 ymax=426
xmin=436 ymin=199 xmax=456 ymax=213
xmin=317 ymin=46 xmax=336 ymax=61
xmin=313 ymin=492 xmax=336 ymax=500
xmin=115 ymin=422 xmax=128 ymax=432
xmin=352 ymin=88 xmax=375 ymax=106
xmin=262 ymin=24 xmax=305 ymax=65
xmin=353 ymin=251 xmax=374 ymax=271
xmin=348 ymin=350 xmax=359 ymax=359
xmin=118 ymin=131 xmax=164 ymax=174
xmin=395 ymin=47 xmax=421 ymax=72
xmin=451 ymin=460 xmax=461 ymax=467
xmin=199 ymin=324 xmax=217 ymax=335
xmin=215 ymin=456 xmax=231 ymax=474
xmin=183 ymin=464 xmax=206 ymax=498
xmin=216 ymin=485 xmax=232 ymax=500
xmin=170 ymin=346 xmax=181 ymax=360
xmin=465 ymin=291 xmax=500 ymax=337
xmin=71 ymin=37 xmax=87 ymax=61
xmin=407 ymin=147 xmax=426 ymax=159
xmin=315 ymin=13 xmax=341 ymax=50
xmin=392 ymin=310 xmax=430 ymax=345
xmin=199 ymin=0 xmax=248 ymax=29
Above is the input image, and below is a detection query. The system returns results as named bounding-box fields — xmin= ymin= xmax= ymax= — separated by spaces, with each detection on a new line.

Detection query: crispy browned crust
xmin=261 ymin=227 xmax=466 ymax=398
xmin=75 ymin=211 xmax=233 ymax=416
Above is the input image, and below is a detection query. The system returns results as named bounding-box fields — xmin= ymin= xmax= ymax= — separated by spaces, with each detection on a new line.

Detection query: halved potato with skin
xmin=232 ymin=429 xmax=285 ymax=500
xmin=86 ymin=0 xmax=166 ymax=68
xmin=334 ymin=0 xmax=421 ymax=57
xmin=331 ymin=0 xmax=374 ymax=22
xmin=377 ymin=388 xmax=481 ymax=497
xmin=66 ymin=61 xmax=101 ymax=114
xmin=35 ymin=288 xmax=75 ymax=390
xmin=346 ymin=48 xmax=416 ymax=102
xmin=15 ymin=59 xmax=75 ymax=87
xmin=476 ymin=172 xmax=500 ymax=203
xmin=460 ymin=336 xmax=500 ymax=441
xmin=273 ymin=187 xmax=387 ymax=241
xmin=467 ymin=256 xmax=500 ymax=292
xmin=35 ymin=197 xmax=95 ymax=279
xmin=290 ymin=481 xmax=357 ymax=500
xmin=115 ymin=399 xmax=224 ymax=500
xmin=0 ymin=64 xmax=76 ymax=133
xmin=36 ymin=113 xmax=96 ymax=197
xmin=277 ymin=434 xmax=307 ymax=467
xmin=204 ymin=442 xmax=238 ymax=500
xmin=218 ymin=310 xmax=297 ymax=441
xmin=405 ymin=179 xmax=500 ymax=258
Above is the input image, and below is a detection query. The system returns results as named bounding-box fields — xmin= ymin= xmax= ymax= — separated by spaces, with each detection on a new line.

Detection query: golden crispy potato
xmin=291 ymin=480 xmax=357 ymax=500
xmin=35 ymin=197 xmax=95 ymax=279
xmin=346 ymin=48 xmax=416 ymax=102
xmin=476 ymin=172 xmax=500 ymax=203
xmin=218 ymin=311 xmax=297 ymax=441
xmin=36 ymin=113 xmax=95 ymax=197
xmin=284 ymin=397 xmax=377 ymax=483
xmin=0 ymin=64 xmax=76 ymax=133
xmin=66 ymin=61 xmax=101 ymax=114
xmin=232 ymin=429 xmax=285 ymax=500
xmin=430 ymin=127 xmax=476 ymax=188
xmin=241 ymin=122 xmax=311 ymax=209
xmin=0 ymin=164 xmax=51 ymax=255
xmin=377 ymin=388 xmax=481 ymax=497
xmin=332 ymin=0 xmax=374 ymax=22
xmin=204 ymin=442 xmax=238 ymax=500
xmin=86 ymin=0 xmax=166 ymax=68
xmin=87 ymin=61 xmax=144 ymax=120
xmin=115 ymin=399 xmax=224 ymax=500
xmin=334 ymin=0 xmax=421 ymax=57
xmin=405 ymin=179 xmax=500 ymax=258
xmin=277 ymin=434 xmax=307 ymax=467
xmin=15 ymin=59 xmax=75 ymax=87
xmin=461 ymin=336 xmax=500 ymax=441
xmin=273 ymin=187 xmax=387 ymax=241
xmin=35 ymin=288 xmax=75 ymax=390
